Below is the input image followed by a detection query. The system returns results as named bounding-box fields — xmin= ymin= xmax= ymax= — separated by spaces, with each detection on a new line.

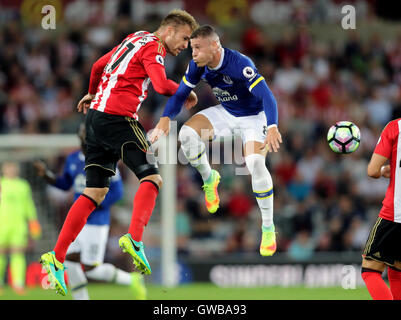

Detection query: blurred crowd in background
xmin=1 ymin=0 xmax=401 ymax=264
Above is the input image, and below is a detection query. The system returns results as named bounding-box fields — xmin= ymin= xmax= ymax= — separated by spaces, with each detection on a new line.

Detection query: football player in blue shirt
xmin=150 ymin=25 xmax=282 ymax=257
xmin=34 ymin=123 xmax=146 ymax=299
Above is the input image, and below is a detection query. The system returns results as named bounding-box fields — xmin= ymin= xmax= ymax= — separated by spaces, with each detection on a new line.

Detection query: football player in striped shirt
xmin=151 ymin=25 xmax=281 ymax=257
xmin=40 ymin=10 xmax=198 ymax=295
xmin=362 ymin=119 xmax=401 ymax=300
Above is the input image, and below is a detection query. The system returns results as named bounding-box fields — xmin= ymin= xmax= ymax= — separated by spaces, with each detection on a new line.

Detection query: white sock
xmin=245 ymin=154 xmax=274 ymax=228
xmin=85 ymin=263 xmax=132 ymax=285
xmin=179 ymin=125 xmax=212 ymax=182
xmin=64 ymin=261 xmax=89 ymax=300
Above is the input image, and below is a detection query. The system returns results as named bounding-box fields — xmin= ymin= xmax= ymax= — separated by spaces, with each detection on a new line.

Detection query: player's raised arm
xmin=246 ymin=69 xmax=281 ymax=152
xmin=149 ymin=60 xmax=201 ymax=143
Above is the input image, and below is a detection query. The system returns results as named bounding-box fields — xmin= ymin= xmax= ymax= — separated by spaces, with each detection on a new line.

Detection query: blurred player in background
xmin=35 ymin=123 xmax=146 ymax=300
xmin=151 ymin=25 xmax=281 ymax=257
xmin=0 ymin=161 xmax=41 ymax=295
xmin=362 ymin=119 xmax=401 ymax=300
xmin=40 ymin=9 xmax=198 ymax=295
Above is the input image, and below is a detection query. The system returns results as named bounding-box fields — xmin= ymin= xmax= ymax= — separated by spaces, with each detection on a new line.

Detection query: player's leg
xmin=64 ymin=253 xmax=89 ymax=300
xmin=78 ymin=223 xmax=145 ymax=299
xmin=241 ymin=112 xmax=276 ymax=256
xmin=118 ymin=118 xmax=161 ymax=275
xmin=8 ymin=226 xmax=28 ymax=294
xmin=0 ymin=228 xmax=9 ymax=292
xmin=361 ymin=217 xmax=397 ymax=300
xmin=244 ymin=141 xmax=276 ymax=256
xmin=388 ymin=263 xmax=401 ymax=300
xmin=179 ymin=108 xmax=226 ymax=213
xmin=361 ymin=258 xmax=393 ymax=300
xmin=64 ymin=229 xmax=90 ymax=300
xmin=0 ymin=248 xmax=6 ymax=293
xmin=40 ymin=169 xmax=111 ymax=295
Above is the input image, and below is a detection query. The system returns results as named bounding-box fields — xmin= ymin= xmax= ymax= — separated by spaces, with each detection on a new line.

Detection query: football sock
xmin=54 ymin=194 xmax=97 ymax=263
xmin=179 ymin=125 xmax=212 ymax=182
xmin=245 ymin=154 xmax=274 ymax=228
xmin=128 ymin=181 xmax=159 ymax=242
xmin=10 ymin=253 xmax=25 ymax=289
xmin=85 ymin=263 xmax=132 ymax=285
xmin=0 ymin=254 xmax=6 ymax=287
xmin=361 ymin=267 xmax=393 ymax=300
xmin=388 ymin=267 xmax=401 ymax=300
xmin=64 ymin=260 xmax=89 ymax=300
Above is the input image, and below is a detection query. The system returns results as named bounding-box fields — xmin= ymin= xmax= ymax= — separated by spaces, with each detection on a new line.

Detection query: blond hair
xmin=160 ymin=9 xmax=199 ymax=32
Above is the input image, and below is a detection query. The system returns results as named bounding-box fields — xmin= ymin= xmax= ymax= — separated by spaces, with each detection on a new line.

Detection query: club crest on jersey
xmin=243 ymin=66 xmax=255 ymax=79
xmin=222 ymin=75 xmax=233 ymax=85
xmin=156 ymin=55 xmax=164 ymax=65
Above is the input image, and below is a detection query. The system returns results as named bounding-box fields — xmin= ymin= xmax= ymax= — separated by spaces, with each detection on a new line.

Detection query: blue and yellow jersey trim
xmin=182 ymin=75 xmax=196 ymax=88
xmin=249 ymin=76 xmax=265 ymax=92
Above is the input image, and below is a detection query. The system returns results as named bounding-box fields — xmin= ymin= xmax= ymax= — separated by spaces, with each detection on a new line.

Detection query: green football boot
xmin=119 ymin=234 xmax=151 ymax=275
xmin=39 ymin=251 xmax=68 ymax=296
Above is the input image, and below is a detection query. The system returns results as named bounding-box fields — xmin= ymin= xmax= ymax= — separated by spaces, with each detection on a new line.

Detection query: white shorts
xmin=197 ymin=105 xmax=267 ymax=144
xmin=67 ymin=224 xmax=110 ymax=266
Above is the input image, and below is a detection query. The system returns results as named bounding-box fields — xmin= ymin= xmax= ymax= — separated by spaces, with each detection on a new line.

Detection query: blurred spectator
xmin=287 ymin=230 xmax=315 ymax=261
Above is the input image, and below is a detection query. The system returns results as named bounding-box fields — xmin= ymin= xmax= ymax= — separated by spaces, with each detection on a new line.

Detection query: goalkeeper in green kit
xmin=0 ymin=161 xmax=41 ymax=294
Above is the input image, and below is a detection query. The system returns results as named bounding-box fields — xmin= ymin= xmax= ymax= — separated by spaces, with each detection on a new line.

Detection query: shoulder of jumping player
xmin=225 ymin=49 xmax=259 ymax=82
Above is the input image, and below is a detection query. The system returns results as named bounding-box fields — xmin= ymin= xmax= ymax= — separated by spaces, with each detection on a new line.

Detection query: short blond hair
xmin=160 ymin=9 xmax=199 ymax=32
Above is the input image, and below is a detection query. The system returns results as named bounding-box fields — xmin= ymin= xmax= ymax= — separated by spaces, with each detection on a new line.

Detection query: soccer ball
xmin=327 ymin=121 xmax=361 ymax=154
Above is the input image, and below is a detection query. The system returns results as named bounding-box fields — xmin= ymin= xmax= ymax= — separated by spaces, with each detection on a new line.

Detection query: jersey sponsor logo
xmin=156 ymin=54 xmax=164 ymax=65
xmin=243 ymin=66 xmax=255 ymax=79
xmin=222 ymin=75 xmax=233 ymax=85
xmin=212 ymin=87 xmax=238 ymax=102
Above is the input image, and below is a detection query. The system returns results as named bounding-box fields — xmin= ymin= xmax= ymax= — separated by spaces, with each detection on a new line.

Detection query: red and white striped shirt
xmin=89 ymin=31 xmax=178 ymax=119
xmin=374 ymin=118 xmax=401 ymax=223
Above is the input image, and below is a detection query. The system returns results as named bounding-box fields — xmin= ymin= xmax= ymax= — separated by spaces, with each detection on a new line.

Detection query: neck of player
xmin=208 ymin=47 xmax=223 ymax=69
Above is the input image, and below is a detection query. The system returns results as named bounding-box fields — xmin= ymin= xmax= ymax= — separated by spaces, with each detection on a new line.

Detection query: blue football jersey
xmin=163 ymin=47 xmax=278 ymax=126
xmin=183 ymin=47 xmax=268 ymax=117
xmin=53 ymin=150 xmax=123 ymax=225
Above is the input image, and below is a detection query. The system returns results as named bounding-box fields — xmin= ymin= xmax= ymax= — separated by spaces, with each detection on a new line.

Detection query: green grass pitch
xmin=0 ymin=283 xmax=370 ymax=300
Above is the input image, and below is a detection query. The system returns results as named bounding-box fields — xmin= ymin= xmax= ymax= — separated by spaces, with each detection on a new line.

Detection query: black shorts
xmin=84 ymin=109 xmax=158 ymax=180
xmin=363 ymin=217 xmax=401 ymax=267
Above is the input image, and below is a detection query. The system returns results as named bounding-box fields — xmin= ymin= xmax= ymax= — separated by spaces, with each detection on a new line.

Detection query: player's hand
xmin=29 ymin=220 xmax=42 ymax=240
xmin=184 ymin=90 xmax=197 ymax=110
xmin=33 ymin=160 xmax=47 ymax=177
xmin=261 ymin=126 xmax=282 ymax=153
xmin=381 ymin=165 xmax=391 ymax=178
xmin=77 ymin=93 xmax=95 ymax=114
xmin=149 ymin=117 xmax=170 ymax=144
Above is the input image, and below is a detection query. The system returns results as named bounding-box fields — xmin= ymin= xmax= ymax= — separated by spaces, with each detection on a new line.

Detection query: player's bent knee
xmin=245 ymin=153 xmax=267 ymax=176
xmin=362 ymin=257 xmax=386 ymax=272
xmin=179 ymin=125 xmax=199 ymax=145
xmin=82 ymin=264 xmax=96 ymax=272
xmin=140 ymin=174 xmax=162 ymax=189
xmin=86 ymin=165 xmax=113 ymax=189
xmin=83 ymin=187 xmax=109 ymax=205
